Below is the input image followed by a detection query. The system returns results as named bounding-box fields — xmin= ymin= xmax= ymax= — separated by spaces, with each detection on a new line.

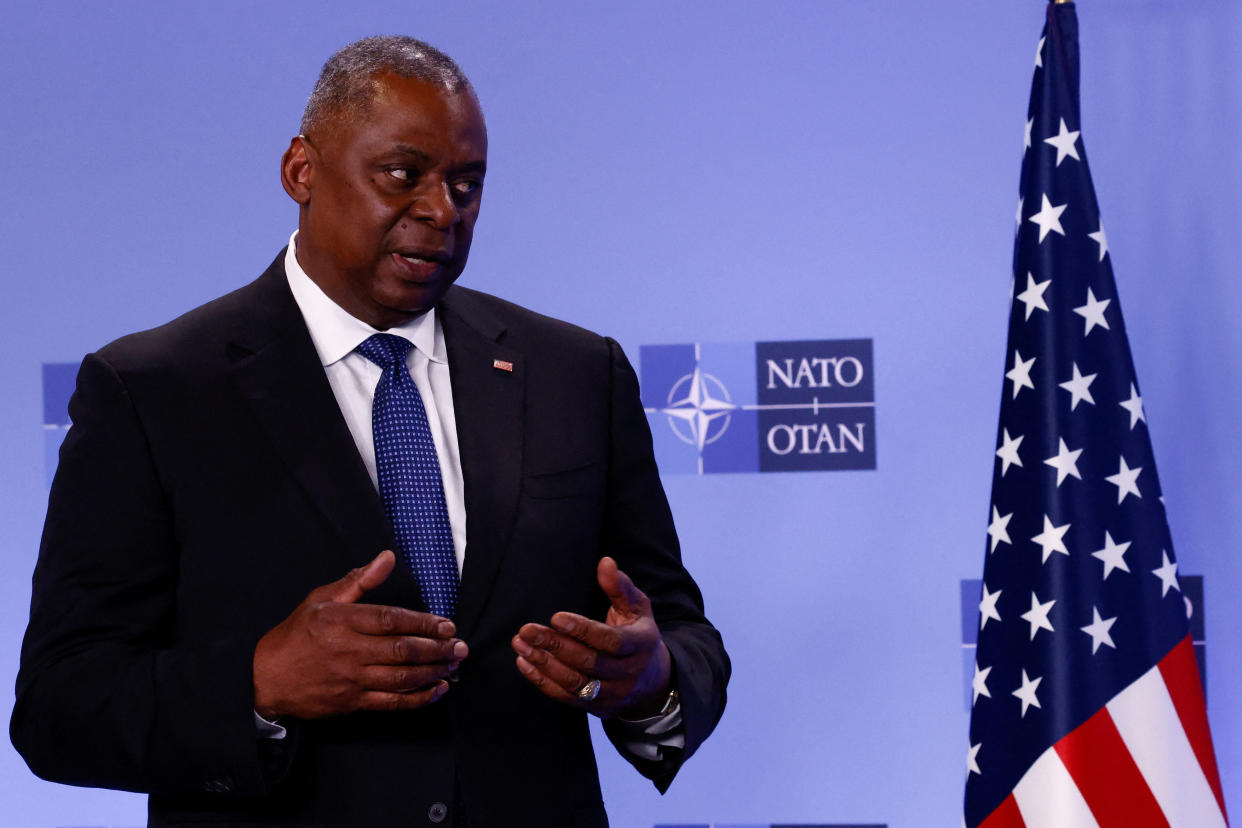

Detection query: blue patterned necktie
xmin=356 ymin=333 xmax=458 ymax=618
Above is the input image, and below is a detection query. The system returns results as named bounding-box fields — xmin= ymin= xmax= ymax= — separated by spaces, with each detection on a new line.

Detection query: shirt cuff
xmin=253 ymin=710 xmax=287 ymax=741
xmin=610 ymin=695 xmax=685 ymax=762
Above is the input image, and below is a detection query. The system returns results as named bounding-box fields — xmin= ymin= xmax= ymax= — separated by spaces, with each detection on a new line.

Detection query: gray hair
xmin=300 ymin=36 xmax=475 ymax=136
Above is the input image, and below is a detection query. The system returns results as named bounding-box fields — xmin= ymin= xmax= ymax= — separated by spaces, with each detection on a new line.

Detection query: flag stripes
xmin=979 ymin=636 xmax=1228 ymax=828
xmin=1055 ymin=708 xmax=1168 ymax=827
xmin=1159 ymin=636 xmax=1229 ymax=818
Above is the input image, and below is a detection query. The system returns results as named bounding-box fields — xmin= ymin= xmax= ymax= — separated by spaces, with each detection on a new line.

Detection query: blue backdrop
xmin=1 ymin=2 xmax=1237 ymax=826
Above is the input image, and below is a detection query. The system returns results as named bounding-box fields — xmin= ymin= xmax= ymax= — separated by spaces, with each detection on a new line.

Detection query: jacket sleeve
xmin=597 ymin=338 xmax=730 ymax=792
xmin=10 ymin=352 xmax=280 ymax=796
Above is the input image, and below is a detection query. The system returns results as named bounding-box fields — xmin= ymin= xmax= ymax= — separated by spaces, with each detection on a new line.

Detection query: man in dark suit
xmin=11 ymin=36 xmax=728 ymax=827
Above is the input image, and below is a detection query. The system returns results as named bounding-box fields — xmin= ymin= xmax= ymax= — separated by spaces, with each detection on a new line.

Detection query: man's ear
xmin=281 ymin=135 xmax=314 ymax=205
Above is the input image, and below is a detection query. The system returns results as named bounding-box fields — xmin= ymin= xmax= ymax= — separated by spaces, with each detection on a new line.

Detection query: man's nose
xmin=409 ymin=180 xmax=459 ymax=230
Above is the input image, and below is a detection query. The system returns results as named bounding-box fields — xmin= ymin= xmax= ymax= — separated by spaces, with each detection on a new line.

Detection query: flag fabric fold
xmin=964 ymin=4 xmax=1228 ymax=827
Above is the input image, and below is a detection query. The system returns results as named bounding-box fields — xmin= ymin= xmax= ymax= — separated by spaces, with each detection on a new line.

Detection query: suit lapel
xmin=439 ymin=289 xmax=524 ymax=641
xmin=225 ymin=259 xmax=409 ymax=597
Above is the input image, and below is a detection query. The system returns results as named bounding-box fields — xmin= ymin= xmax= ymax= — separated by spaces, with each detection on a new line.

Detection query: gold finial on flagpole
xmin=1054 ymin=0 xmax=1071 ymax=5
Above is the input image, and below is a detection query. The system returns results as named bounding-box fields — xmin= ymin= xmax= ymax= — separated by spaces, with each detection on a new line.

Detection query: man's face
xmin=287 ymin=72 xmax=487 ymax=329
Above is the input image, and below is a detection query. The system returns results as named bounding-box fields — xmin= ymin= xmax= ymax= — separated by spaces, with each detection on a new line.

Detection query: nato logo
xmin=43 ymin=362 xmax=78 ymax=488
xmin=639 ymin=340 xmax=875 ymax=474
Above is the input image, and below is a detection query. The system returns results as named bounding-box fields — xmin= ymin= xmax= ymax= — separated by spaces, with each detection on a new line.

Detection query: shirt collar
xmin=283 ymin=231 xmax=445 ymax=367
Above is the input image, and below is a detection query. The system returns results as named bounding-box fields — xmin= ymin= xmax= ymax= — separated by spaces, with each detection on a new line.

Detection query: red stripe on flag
xmin=1055 ymin=706 xmax=1169 ymax=827
xmin=1159 ymin=634 xmax=1230 ymax=822
xmin=980 ymin=794 xmax=1026 ymax=828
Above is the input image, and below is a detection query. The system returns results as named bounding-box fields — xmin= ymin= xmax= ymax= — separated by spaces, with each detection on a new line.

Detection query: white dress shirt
xmin=283 ymin=237 xmax=467 ymax=573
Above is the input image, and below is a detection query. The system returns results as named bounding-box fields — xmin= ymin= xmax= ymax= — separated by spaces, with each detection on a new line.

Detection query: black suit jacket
xmin=11 ymin=253 xmax=729 ymax=827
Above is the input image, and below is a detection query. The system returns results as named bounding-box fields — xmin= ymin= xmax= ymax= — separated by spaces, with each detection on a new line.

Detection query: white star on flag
xmin=995 ymin=429 xmax=1024 ymax=476
xmin=1080 ymin=607 xmax=1117 ymax=654
xmin=1058 ymin=362 xmax=1097 ymax=410
xmin=1015 ymin=273 xmax=1051 ymax=320
xmin=967 ymin=743 xmax=982 ymax=776
xmin=1090 ymin=531 xmax=1132 ymax=579
xmin=1152 ymin=551 xmax=1180 ymax=597
xmin=1015 ymin=196 xmax=1024 ymax=231
xmin=1119 ymin=383 xmax=1146 ymax=429
xmin=1073 ymin=287 xmax=1111 ymax=335
xmin=987 ymin=507 xmax=1013 ymax=553
xmin=1012 ymin=669 xmax=1043 ymax=717
xmin=1043 ymin=118 xmax=1081 ymax=166
xmin=1089 ymin=221 xmax=1109 ymax=262
xmin=1034 ymin=36 xmax=1045 ymax=68
xmin=1028 ymin=194 xmax=1067 ymax=242
xmin=1006 ymin=351 xmax=1036 ymax=399
xmin=1023 ymin=118 xmax=1034 ymax=151
xmin=979 ymin=584 xmax=1002 ymax=630
xmin=1043 ymin=438 xmax=1082 ymax=487
xmin=1104 ymin=456 xmax=1142 ymax=504
xmin=1020 ymin=591 xmax=1056 ymax=640
xmin=973 ymin=663 xmax=993 ymax=705
xmin=1031 ymin=515 xmax=1071 ymax=563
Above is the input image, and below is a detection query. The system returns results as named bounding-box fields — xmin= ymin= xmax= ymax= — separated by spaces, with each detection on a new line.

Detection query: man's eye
xmin=388 ymin=168 xmax=417 ymax=182
xmin=452 ymin=179 xmax=481 ymax=195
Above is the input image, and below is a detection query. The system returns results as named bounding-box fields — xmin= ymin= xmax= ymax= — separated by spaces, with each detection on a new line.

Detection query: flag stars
xmin=1081 ymin=607 xmax=1117 ymax=654
xmin=1015 ymin=273 xmax=1051 ymax=320
xmin=987 ymin=507 xmax=1013 ymax=553
xmin=1012 ymin=669 xmax=1044 ymax=717
xmin=1073 ymin=287 xmax=1112 ymax=336
xmin=1044 ymin=438 xmax=1083 ymax=487
xmin=1020 ymin=591 xmax=1056 ymax=640
xmin=1031 ymin=515 xmax=1071 ymax=563
xmin=1016 ymin=196 xmax=1025 ymax=231
xmin=1104 ymin=456 xmax=1143 ymax=504
xmin=996 ymin=429 xmax=1024 ymax=476
xmin=1028 ymin=194 xmax=1068 ymax=242
xmin=1089 ymin=221 xmax=1109 ymax=262
xmin=1007 ymin=350 xmax=1036 ymax=399
xmin=1152 ymin=550 xmax=1181 ymax=597
xmin=1058 ymin=363 xmax=1097 ymax=410
xmin=1024 ymin=118 xmax=1034 ymax=151
xmin=1034 ymin=36 xmax=1045 ymax=68
xmin=1091 ymin=531 xmax=1132 ymax=579
xmin=979 ymin=584 xmax=1003 ymax=630
xmin=972 ymin=663 xmax=992 ymax=705
xmin=967 ymin=743 xmax=982 ymax=776
xmin=1120 ymin=383 xmax=1146 ymax=429
xmin=1044 ymin=118 xmax=1082 ymax=166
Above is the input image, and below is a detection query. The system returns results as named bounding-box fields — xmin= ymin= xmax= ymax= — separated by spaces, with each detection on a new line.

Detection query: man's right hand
xmin=252 ymin=550 xmax=466 ymax=719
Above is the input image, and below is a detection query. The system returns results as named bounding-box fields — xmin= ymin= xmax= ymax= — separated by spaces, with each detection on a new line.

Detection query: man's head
xmin=282 ymin=36 xmax=487 ymax=329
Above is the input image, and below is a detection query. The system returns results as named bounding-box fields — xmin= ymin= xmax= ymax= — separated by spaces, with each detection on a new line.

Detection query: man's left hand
xmin=511 ymin=557 xmax=672 ymax=718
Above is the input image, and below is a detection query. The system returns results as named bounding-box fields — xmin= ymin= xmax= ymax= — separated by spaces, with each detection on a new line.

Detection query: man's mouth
xmin=392 ymin=251 xmax=448 ymax=280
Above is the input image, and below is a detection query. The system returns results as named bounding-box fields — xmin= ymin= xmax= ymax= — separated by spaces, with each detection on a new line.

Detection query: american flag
xmin=963 ymin=4 xmax=1229 ymax=827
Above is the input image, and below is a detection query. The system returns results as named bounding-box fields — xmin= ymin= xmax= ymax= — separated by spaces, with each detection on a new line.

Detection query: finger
xmin=511 ymin=635 xmax=595 ymax=694
xmin=358 ymin=634 xmax=468 ymax=666
xmin=345 ymin=604 xmax=456 ymax=639
xmin=317 ymin=551 xmax=396 ymax=605
xmin=595 ymin=557 xmax=651 ymax=617
xmin=356 ymin=681 xmax=450 ymax=712
xmin=358 ymin=662 xmax=457 ymax=693
xmin=548 ymin=612 xmax=630 ymax=656
xmin=516 ymin=624 xmax=629 ymax=680
xmin=513 ymin=655 xmax=583 ymax=706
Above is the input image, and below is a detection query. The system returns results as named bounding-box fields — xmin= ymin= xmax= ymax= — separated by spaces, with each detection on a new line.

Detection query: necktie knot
xmin=356 ymin=333 xmax=414 ymax=370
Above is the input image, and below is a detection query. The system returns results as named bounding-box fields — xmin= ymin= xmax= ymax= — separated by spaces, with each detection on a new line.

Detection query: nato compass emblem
xmin=639 ymin=339 xmax=876 ymax=474
xmin=661 ymin=366 xmax=737 ymax=452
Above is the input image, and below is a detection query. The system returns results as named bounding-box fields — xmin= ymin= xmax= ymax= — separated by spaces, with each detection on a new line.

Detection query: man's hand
xmin=252 ymin=550 xmax=467 ymax=719
xmin=511 ymin=557 xmax=672 ymax=718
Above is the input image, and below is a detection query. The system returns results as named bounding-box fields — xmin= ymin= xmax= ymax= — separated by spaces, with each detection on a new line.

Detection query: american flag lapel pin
xmin=492 ymin=359 xmax=514 ymax=373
